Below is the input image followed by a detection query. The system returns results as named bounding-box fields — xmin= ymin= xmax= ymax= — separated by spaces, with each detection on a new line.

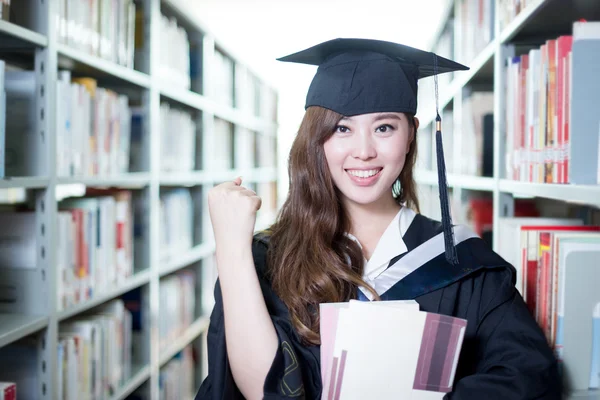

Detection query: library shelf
xmin=56 ymin=173 xmax=152 ymax=189
xmin=159 ymin=171 xmax=212 ymax=187
xmin=57 ymin=270 xmax=152 ymax=322
xmin=213 ymin=167 xmax=277 ymax=183
xmin=110 ymin=364 xmax=151 ymax=400
xmin=0 ymin=177 xmax=49 ymax=189
xmin=158 ymin=316 xmax=210 ymax=368
xmin=415 ymin=170 xmax=496 ymax=191
xmin=498 ymin=180 xmax=600 ymax=208
xmin=0 ymin=314 xmax=48 ymax=348
xmin=160 ymin=242 xmax=216 ymax=278
xmin=57 ymin=44 xmax=152 ymax=89
xmin=159 ymin=83 xmax=278 ymax=135
xmin=0 ymin=20 xmax=47 ymax=48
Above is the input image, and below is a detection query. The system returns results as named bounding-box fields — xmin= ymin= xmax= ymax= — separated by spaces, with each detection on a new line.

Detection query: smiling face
xmin=323 ymin=112 xmax=416 ymax=209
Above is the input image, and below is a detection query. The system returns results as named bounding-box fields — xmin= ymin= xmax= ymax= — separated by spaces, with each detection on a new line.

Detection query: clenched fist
xmin=208 ymin=177 xmax=262 ymax=250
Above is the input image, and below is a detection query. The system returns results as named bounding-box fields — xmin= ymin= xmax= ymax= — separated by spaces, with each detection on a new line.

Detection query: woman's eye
xmin=376 ymin=124 xmax=394 ymax=133
xmin=335 ymin=125 xmax=350 ymax=133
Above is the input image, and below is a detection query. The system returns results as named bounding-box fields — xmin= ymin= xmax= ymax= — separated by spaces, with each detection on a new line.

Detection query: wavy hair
xmin=266 ymin=106 xmax=420 ymax=345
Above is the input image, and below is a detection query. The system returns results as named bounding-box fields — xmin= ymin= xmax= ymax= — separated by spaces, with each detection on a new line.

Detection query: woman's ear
xmin=413 ymin=116 xmax=420 ymax=132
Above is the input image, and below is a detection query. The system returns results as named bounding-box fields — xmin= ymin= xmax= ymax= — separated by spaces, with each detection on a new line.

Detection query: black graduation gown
xmin=195 ymin=213 xmax=562 ymax=400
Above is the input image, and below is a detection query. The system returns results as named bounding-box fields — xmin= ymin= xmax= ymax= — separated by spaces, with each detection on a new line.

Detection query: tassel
xmin=432 ymin=53 xmax=458 ymax=265
xmin=435 ymin=114 xmax=458 ymax=265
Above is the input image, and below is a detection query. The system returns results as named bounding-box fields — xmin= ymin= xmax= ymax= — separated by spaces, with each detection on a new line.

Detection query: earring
xmin=392 ymin=178 xmax=402 ymax=199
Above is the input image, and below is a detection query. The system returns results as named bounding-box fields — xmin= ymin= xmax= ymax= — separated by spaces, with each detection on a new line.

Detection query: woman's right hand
xmin=208 ymin=177 xmax=262 ymax=250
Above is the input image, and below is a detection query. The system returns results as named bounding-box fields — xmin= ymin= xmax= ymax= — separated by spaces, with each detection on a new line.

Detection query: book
xmin=320 ymin=300 xmax=466 ymax=399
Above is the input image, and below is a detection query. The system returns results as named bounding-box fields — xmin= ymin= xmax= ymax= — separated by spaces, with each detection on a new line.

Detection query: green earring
xmin=392 ymin=178 xmax=402 ymax=199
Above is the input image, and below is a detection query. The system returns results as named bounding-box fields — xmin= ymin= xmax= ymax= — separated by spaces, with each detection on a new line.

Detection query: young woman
xmin=195 ymin=39 xmax=561 ymax=400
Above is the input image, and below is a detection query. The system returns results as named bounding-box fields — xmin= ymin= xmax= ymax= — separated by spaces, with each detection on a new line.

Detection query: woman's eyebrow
xmin=373 ymin=113 xmax=402 ymax=122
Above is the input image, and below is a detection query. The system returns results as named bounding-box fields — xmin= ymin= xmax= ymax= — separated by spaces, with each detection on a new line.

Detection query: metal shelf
xmin=499 ymin=180 xmax=600 ymax=208
xmin=0 ymin=177 xmax=49 ymax=189
xmin=415 ymin=170 xmax=496 ymax=191
xmin=213 ymin=167 xmax=278 ymax=183
xmin=160 ymin=171 xmax=211 ymax=187
xmin=160 ymin=243 xmax=215 ymax=278
xmin=160 ymin=84 xmax=277 ymax=134
xmin=110 ymin=364 xmax=151 ymax=400
xmin=57 ymin=44 xmax=151 ymax=88
xmin=57 ymin=173 xmax=152 ymax=189
xmin=0 ymin=314 xmax=48 ymax=348
xmin=158 ymin=317 xmax=210 ymax=367
xmin=0 ymin=20 xmax=47 ymax=48
xmin=57 ymin=271 xmax=152 ymax=322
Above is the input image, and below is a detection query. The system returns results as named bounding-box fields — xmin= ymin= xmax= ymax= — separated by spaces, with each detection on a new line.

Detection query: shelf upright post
xmin=492 ymin=34 xmax=516 ymax=252
xmin=33 ymin=0 xmax=59 ymax=397
xmin=146 ymin=0 xmax=162 ymax=397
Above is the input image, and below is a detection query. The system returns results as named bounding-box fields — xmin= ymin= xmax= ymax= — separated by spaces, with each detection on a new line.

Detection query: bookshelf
xmin=0 ymin=0 xmax=278 ymax=399
xmin=419 ymin=0 xmax=600 ymax=398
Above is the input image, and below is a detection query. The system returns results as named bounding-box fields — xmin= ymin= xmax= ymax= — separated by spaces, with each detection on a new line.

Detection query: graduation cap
xmin=277 ymin=38 xmax=470 ymax=265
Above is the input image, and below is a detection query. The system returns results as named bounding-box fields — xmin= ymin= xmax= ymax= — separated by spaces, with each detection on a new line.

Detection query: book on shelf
xmin=213 ymin=118 xmax=234 ymax=170
xmin=458 ymin=0 xmax=494 ymax=65
xmin=0 ymin=338 xmax=37 ymax=399
xmin=159 ymin=102 xmax=196 ymax=173
xmin=56 ymin=0 xmax=137 ymax=68
xmin=233 ymin=126 xmax=256 ymax=170
xmin=58 ymin=190 xmax=134 ymax=311
xmin=160 ymin=188 xmax=194 ymax=261
xmin=504 ymin=20 xmax=600 ymax=185
xmin=160 ymin=346 xmax=196 ymax=400
xmin=213 ymin=49 xmax=234 ymax=107
xmin=0 ymin=0 xmax=9 ymax=22
xmin=56 ymin=72 xmax=132 ymax=178
xmin=495 ymin=218 xmax=600 ymax=393
xmin=159 ymin=270 xmax=196 ymax=351
xmin=159 ymin=14 xmax=191 ymax=90
xmin=0 ymin=383 xmax=16 ymax=400
xmin=58 ymin=298 xmax=133 ymax=399
xmin=498 ymin=0 xmax=536 ymax=31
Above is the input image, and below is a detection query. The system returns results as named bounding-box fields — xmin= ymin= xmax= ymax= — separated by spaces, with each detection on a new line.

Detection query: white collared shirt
xmin=346 ymin=207 xmax=417 ymax=287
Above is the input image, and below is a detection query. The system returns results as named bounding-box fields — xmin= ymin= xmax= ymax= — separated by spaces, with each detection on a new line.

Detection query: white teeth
xmin=347 ymin=169 xmax=380 ymax=178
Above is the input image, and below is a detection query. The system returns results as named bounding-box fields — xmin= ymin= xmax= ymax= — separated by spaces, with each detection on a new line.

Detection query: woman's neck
xmin=344 ymin=195 xmax=402 ymax=261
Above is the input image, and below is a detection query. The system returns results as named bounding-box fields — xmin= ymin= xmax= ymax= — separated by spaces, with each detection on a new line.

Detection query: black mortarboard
xmin=277 ymin=38 xmax=470 ymax=265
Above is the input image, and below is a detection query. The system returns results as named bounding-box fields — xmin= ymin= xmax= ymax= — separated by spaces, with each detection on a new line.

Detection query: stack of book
xmin=320 ymin=300 xmax=466 ymax=399
xmin=160 ymin=346 xmax=195 ymax=400
xmin=159 ymin=188 xmax=194 ymax=261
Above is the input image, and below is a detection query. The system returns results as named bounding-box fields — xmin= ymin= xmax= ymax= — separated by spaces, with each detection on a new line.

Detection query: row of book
xmin=159 ymin=346 xmax=197 ymax=400
xmin=160 ymin=188 xmax=197 ymax=261
xmin=160 ymin=102 xmax=197 ymax=172
xmin=159 ymin=270 xmax=196 ymax=351
xmin=56 ymin=0 xmax=136 ymax=68
xmin=504 ymin=21 xmax=600 ymax=185
xmin=57 ymin=190 xmax=135 ymax=311
xmin=458 ymin=0 xmax=495 ymax=65
xmin=212 ymin=49 xmax=234 ymax=107
xmin=57 ymin=299 xmax=133 ymax=400
xmin=417 ymin=92 xmax=494 ymax=178
xmin=497 ymin=217 xmax=600 ymax=392
xmin=56 ymin=72 xmax=132 ymax=177
xmin=159 ymin=14 xmax=191 ymax=90
xmin=498 ymin=0 xmax=536 ymax=32
xmin=0 ymin=0 xmax=9 ymax=22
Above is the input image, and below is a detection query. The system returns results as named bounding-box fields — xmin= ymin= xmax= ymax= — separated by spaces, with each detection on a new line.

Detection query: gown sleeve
xmin=445 ymin=267 xmax=562 ymax=400
xmin=195 ymin=235 xmax=322 ymax=400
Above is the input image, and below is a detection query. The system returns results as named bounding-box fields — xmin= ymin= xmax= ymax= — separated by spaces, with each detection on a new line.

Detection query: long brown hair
xmin=266 ymin=106 xmax=420 ymax=345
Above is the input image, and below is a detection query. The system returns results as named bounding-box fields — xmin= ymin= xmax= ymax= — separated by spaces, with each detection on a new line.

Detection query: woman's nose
xmin=351 ymin=132 xmax=377 ymax=160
